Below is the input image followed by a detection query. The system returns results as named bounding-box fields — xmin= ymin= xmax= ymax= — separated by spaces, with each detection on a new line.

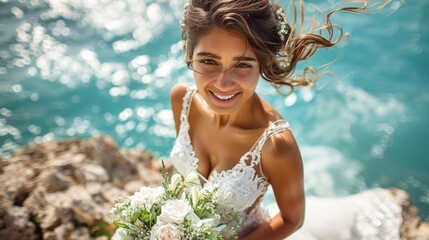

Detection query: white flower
xmin=184 ymin=171 xmax=201 ymax=187
xmin=130 ymin=186 xmax=164 ymax=209
xmin=111 ymin=227 xmax=134 ymax=240
xmin=158 ymin=199 xmax=192 ymax=224
xmin=190 ymin=186 xmax=199 ymax=209
xmin=193 ymin=216 xmax=220 ymax=228
xmin=186 ymin=209 xmax=201 ymax=225
xmin=150 ymin=222 xmax=181 ymax=240
xmin=169 ymin=173 xmax=182 ymax=192
xmin=200 ymin=183 xmax=216 ymax=194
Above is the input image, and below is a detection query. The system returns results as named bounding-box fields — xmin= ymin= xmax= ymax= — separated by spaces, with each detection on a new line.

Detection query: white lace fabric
xmin=285 ymin=188 xmax=403 ymax=240
xmin=169 ymin=85 xmax=291 ymax=233
xmin=169 ymin=85 xmax=199 ymax=178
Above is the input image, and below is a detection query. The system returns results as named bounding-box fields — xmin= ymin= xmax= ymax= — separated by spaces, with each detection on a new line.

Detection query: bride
xmin=169 ymin=0 xmax=402 ymax=239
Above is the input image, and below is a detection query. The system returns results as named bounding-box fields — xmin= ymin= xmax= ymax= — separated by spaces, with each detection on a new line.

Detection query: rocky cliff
xmin=0 ymin=136 xmax=428 ymax=239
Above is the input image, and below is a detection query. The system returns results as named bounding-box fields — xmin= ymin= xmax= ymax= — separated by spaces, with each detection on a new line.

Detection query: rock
xmin=81 ymin=163 xmax=109 ymax=183
xmin=0 ymin=206 xmax=36 ymax=240
xmin=101 ymin=185 xmax=128 ymax=205
xmin=0 ymin=156 xmax=6 ymax=174
xmin=39 ymin=168 xmax=73 ymax=193
xmin=53 ymin=222 xmax=91 ymax=240
xmin=389 ymin=188 xmax=429 ymax=240
xmin=0 ymin=136 xmax=164 ymax=239
xmin=40 ymin=206 xmax=61 ymax=231
xmin=124 ymin=179 xmax=144 ymax=194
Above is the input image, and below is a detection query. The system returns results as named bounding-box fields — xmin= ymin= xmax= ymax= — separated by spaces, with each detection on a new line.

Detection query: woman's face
xmin=191 ymin=27 xmax=260 ymax=115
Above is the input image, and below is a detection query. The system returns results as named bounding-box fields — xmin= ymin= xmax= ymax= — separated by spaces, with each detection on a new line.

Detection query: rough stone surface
xmin=389 ymin=188 xmax=429 ymax=240
xmin=0 ymin=136 xmax=427 ymax=239
xmin=0 ymin=136 xmax=168 ymax=239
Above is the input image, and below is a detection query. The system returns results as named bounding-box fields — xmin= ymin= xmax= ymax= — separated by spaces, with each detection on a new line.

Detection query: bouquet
xmin=111 ymin=161 xmax=242 ymax=240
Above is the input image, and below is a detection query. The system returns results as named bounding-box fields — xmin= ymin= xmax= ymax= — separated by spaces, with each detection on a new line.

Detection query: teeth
xmin=213 ymin=92 xmax=236 ymax=100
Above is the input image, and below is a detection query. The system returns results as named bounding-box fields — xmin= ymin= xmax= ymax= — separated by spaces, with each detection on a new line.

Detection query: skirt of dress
xmin=265 ymin=188 xmax=403 ymax=240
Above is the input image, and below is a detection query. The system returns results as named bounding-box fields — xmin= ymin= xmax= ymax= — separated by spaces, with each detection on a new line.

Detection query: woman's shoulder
xmin=170 ymin=83 xmax=194 ymax=111
xmin=260 ymin=118 xmax=302 ymax=181
xmin=170 ymin=83 xmax=193 ymax=102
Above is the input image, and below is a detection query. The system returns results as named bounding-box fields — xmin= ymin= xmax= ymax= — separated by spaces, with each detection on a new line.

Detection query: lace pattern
xmin=239 ymin=120 xmax=290 ymax=168
xmin=211 ymin=120 xmax=291 ymax=213
xmin=169 ymin=85 xmax=198 ymax=177
xmin=169 ymin=85 xmax=291 ymax=234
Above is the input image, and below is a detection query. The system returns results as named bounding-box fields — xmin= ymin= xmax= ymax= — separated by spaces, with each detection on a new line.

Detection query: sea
xmin=1 ymin=0 xmax=428 ymax=220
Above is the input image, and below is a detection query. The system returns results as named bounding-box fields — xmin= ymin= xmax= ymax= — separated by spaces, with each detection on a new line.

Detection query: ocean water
xmin=1 ymin=0 xmax=428 ymax=219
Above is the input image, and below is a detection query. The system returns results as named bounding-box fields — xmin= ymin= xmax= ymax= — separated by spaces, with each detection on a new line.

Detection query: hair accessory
xmin=275 ymin=8 xmax=289 ymax=42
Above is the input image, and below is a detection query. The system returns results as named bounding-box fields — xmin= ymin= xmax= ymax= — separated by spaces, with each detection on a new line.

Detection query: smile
xmin=208 ymin=90 xmax=240 ymax=103
xmin=212 ymin=92 xmax=237 ymax=100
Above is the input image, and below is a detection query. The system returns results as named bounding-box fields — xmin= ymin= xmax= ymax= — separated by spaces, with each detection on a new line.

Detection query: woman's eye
xmin=199 ymin=59 xmax=217 ymax=65
xmin=235 ymin=62 xmax=252 ymax=68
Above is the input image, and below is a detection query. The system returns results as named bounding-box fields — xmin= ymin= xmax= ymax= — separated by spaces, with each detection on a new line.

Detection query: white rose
xmin=130 ymin=186 xmax=164 ymax=209
xmin=111 ymin=227 xmax=134 ymax=240
xmin=158 ymin=199 xmax=192 ymax=224
xmin=150 ymin=222 xmax=181 ymax=240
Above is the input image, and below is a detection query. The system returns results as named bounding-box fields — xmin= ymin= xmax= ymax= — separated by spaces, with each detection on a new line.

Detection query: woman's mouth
xmin=209 ymin=90 xmax=240 ymax=102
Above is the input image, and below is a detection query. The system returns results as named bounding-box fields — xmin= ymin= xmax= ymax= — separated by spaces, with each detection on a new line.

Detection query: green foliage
xmin=161 ymin=159 xmax=171 ymax=197
xmin=28 ymin=211 xmax=42 ymax=224
xmin=192 ymin=188 xmax=218 ymax=218
xmin=89 ymin=218 xmax=111 ymax=237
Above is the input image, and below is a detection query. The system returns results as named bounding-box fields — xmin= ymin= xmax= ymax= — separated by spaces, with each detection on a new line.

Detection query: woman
xmin=169 ymin=0 xmax=402 ymax=239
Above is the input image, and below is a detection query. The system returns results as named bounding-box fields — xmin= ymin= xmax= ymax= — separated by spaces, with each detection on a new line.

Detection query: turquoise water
xmin=1 ymin=0 xmax=428 ymax=219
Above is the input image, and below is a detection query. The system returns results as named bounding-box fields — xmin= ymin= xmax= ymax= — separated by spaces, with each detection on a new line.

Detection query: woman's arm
xmin=241 ymin=129 xmax=305 ymax=240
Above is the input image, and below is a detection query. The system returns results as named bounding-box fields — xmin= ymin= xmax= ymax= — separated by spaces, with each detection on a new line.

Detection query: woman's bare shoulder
xmin=262 ymin=126 xmax=303 ymax=182
xmin=170 ymin=83 xmax=192 ymax=103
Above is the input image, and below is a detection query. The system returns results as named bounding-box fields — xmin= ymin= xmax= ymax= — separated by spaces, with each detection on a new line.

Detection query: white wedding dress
xmin=169 ymin=85 xmax=403 ymax=239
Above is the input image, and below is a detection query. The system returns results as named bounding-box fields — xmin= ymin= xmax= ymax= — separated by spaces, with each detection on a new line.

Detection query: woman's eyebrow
xmin=196 ymin=52 xmax=257 ymax=62
xmin=234 ymin=56 xmax=257 ymax=62
xmin=196 ymin=52 xmax=221 ymax=59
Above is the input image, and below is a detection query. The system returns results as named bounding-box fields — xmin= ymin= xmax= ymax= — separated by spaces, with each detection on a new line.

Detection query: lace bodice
xmin=169 ymin=85 xmax=291 ymax=234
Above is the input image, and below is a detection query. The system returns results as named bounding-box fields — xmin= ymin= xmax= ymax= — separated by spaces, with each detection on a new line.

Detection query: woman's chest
xmin=188 ymin=124 xmax=262 ymax=179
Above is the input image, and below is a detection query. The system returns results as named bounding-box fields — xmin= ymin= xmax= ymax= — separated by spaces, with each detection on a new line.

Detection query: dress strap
xmin=170 ymin=84 xmax=199 ymax=177
xmin=254 ymin=120 xmax=290 ymax=153
xmin=179 ymin=85 xmax=197 ymax=126
xmin=240 ymin=120 xmax=291 ymax=168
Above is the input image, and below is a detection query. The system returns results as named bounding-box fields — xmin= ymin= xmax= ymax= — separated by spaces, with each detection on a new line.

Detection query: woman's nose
xmin=215 ymin=70 xmax=234 ymax=90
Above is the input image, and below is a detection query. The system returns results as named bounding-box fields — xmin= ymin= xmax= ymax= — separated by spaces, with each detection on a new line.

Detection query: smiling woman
xmin=168 ymin=0 xmax=407 ymax=239
xmin=1 ymin=0 xmax=428 ymax=239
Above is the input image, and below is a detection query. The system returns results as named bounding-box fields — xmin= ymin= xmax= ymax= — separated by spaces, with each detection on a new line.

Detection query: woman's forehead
xmin=193 ymin=27 xmax=257 ymax=59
